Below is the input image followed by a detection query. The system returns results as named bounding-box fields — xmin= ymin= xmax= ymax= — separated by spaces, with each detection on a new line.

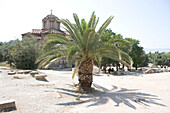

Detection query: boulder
xmin=23 ymin=70 xmax=31 ymax=74
xmin=0 ymin=100 xmax=16 ymax=112
xmin=144 ymin=69 xmax=154 ymax=74
xmin=17 ymin=71 xmax=24 ymax=74
xmin=8 ymin=72 xmax=16 ymax=75
xmin=30 ymin=71 xmax=38 ymax=75
xmin=34 ymin=74 xmax=47 ymax=80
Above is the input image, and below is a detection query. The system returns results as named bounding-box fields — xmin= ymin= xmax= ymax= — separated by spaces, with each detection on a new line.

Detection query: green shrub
xmin=11 ymin=37 xmax=41 ymax=69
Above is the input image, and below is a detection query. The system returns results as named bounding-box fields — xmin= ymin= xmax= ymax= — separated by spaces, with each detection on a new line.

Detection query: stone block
xmin=144 ymin=69 xmax=154 ymax=74
xmin=0 ymin=100 xmax=16 ymax=112
xmin=17 ymin=71 xmax=24 ymax=74
xmin=34 ymin=74 xmax=47 ymax=79
xmin=23 ymin=70 xmax=32 ymax=74
xmin=8 ymin=72 xmax=16 ymax=75
xmin=30 ymin=71 xmax=38 ymax=75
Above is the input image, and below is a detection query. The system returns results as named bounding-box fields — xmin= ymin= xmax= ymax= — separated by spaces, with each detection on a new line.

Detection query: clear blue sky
xmin=0 ymin=0 xmax=169 ymax=49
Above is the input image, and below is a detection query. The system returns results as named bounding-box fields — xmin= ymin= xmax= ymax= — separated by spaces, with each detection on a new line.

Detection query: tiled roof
xmin=22 ymin=29 xmax=71 ymax=38
xmin=31 ymin=29 xmax=65 ymax=35
xmin=32 ymin=29 xmax=41 ymax=34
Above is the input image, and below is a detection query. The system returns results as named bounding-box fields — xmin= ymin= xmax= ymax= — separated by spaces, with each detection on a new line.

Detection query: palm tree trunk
xmin=78 ymin=58 xmax=93 ymax=91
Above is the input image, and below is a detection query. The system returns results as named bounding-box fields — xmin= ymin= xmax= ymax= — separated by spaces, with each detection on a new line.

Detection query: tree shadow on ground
xmin=55 ymin=83 xmax=166 ymax=109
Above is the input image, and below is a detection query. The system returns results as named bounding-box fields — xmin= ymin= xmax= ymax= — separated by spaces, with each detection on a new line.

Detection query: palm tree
xmin=37 ymin=12 xmax=133 ymax=91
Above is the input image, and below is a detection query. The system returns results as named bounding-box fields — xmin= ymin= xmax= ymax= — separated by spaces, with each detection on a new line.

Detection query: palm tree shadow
xmin=55 ymin=83 xmax=166 ymax=109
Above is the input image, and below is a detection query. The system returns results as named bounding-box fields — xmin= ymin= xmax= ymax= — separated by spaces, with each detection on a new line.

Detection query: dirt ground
xmin=0 ymin=69 xmax=170 ymax=113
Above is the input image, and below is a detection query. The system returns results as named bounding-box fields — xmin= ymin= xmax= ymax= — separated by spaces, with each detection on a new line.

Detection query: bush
xmin=0 ymin=43 xmax=13 ymax=62
xmin=11 ymin=37 xmax=41 ymax=69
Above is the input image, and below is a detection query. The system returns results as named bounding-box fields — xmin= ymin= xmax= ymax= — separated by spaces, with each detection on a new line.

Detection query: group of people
xmin=108 ymin=68 xmax=114 ymax=74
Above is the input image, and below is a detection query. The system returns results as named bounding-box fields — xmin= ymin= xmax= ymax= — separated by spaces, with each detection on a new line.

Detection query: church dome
xmin=42 ymin=12 xmax=60 ymax=30
xmin=42 ymin=14 xmax=59 ymax=22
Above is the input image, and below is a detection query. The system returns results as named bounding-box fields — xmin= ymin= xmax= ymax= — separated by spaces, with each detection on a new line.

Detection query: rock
xmin=8 ymin=72 xmax=16 ymax=75
xmin=93 ymin=66 xmax=100 ymax=74
xmin=23 ymin=70 xmax=32 ymax=74
xmin=30 ymin=71 xmax=38 ymax=75
xmin=34 ymin=74 xmax=47 ymax=80
xmin=17 ymin=71 xmax=24 ymax=74
xmin=144 ymin=69 xmax=154 ymax=74
xmin=153 ymin=69 xmax=159 ymax=73
xmin=0 ymin=100 xmax=16 ymax=112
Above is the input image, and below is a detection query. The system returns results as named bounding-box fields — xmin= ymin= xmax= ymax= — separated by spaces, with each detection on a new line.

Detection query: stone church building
xmin=22 ymin=12 xmax=70 ymax=42
xmin=22 ymin=12 xmax=71 ymax=69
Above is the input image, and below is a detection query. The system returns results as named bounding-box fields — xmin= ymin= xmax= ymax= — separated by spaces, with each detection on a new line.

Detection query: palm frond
xmin=93 ymin=17 xmax=99 ymax=29
xmin=73 ymin=13 xmax=83 ymax=36
xmin=97 ymin=16 xmax=114 ymax=37
xmin=88 ymin=11 xmax=95 ymax=28
xmin=46 ymin=34 xmax=70 ymax=43
xmin=81 ymin=19 xmax=87 ymax=31
xmin=67 ymin=46 xmax=77 ymax=66
xmin=110 ymin=38 xmax=132 ymax=49
xmin=43 ymin=40 xmax=69 ymax=53
xmin=72 ymin=61 xmax=78 ymax=79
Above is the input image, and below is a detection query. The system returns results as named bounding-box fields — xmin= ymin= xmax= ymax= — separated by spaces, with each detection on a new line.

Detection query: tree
xmin=0 ymin=42 xmax=14 ymax=64
xmin=165 ymin=54 xmax=170 ymax=67
xmin=139 ymin=52 xmax=149 ymax=67
xmin=125 ymin=38 xmax=148 ymax=70
xmin=0 ymin=43 xmax=3 ymax=62
xmin=11 ymin=37 xmax=41 ymax=69
xmin=37 ymin=12 xmax=133 ymax=91
xmin=99 ymin=29 xmax=131 ymax=72
xmin=150 ymin=52 xmax=170 ymax=67
xmin=99 ymin=29 xmax=117 ymax=72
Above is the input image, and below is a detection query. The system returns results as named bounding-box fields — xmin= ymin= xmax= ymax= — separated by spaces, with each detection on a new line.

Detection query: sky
xmin=0 ymin=0 xmax=170 ymax=49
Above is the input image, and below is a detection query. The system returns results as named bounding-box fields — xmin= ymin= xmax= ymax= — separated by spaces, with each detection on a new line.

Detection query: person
xmin=108 ymin=68 xmax=111 ymax=74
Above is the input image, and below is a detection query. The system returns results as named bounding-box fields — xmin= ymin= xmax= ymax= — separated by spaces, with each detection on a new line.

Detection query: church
xmin=22 ymin=11 xmax=70 ymax=42
xmin=22 ymin=11 xmax=71 ymax=69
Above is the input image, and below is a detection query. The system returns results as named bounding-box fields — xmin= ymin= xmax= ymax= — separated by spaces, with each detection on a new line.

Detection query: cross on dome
xmin=51 ymin=9 xmax=53 ymax=14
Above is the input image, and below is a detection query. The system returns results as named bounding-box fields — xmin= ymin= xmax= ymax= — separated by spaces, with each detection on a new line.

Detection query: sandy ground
xmin=0 ymin=69 xmax=170 ymax=113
